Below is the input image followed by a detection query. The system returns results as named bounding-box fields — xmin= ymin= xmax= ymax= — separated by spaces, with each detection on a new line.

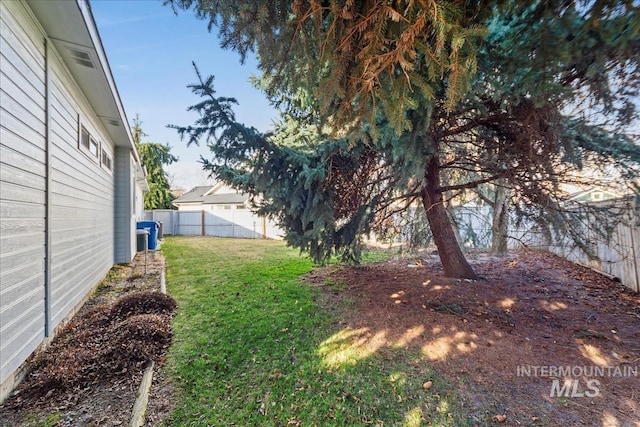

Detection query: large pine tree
xmin=169 ymin=0 xmax=640 ymax=278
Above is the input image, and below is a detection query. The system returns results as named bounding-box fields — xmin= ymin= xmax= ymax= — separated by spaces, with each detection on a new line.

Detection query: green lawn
xmin=162 ymin=237 xmax=469 ymax=426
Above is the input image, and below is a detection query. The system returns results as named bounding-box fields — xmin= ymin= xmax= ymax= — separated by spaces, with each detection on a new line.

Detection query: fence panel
xmin=541 ymin=200 xmax=639 ymax=293
xmin=204 ymin=211 xmax=260 ymax=238
xmin=175 ymin=211 xmax=203 ymax=236
xmin=144 ymin=209 xmax=283 ymax=240
xmin=146 ymin=201 xmax=638 ymax=292
xmin=144 ymin=210 xmax=176 ymax=235
xmin=598 ymin=207 xmax=639 ymax=292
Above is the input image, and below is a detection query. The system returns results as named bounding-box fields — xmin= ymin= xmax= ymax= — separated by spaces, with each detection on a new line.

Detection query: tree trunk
xmin=441 ymin=170 xmax=464 ymax=247
xmin=422 ymin=156 xmax=478 ymax=279
xmin=490 ymin=179 xmax=511 ymax=256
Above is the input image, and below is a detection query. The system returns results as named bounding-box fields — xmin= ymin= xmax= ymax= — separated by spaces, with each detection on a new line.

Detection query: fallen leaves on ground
xmin=7 ymin=290 xmax=176 ymax=408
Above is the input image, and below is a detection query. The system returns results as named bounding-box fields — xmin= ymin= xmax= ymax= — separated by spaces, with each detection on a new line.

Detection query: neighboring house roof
xmin=26 ymin=0 xmax=145 ymax=177
xmin=203 ymin=193 xmax=249 ymax=204
xmin=173 ymin=186 xmax=215 ymax=203
xmin=173 ymin=185 xmax=250 ymax=206
xmin=566 ymin=187 xmax=621 ymax=203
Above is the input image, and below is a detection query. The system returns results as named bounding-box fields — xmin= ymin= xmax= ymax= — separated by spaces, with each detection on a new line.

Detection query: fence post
xmin=629 ymin=203 xmax=640 ymax=292
xmin=172 ymin=211 xmax=176 ymax=235
xmin=201 ymin=210 xmax=205 ymax=236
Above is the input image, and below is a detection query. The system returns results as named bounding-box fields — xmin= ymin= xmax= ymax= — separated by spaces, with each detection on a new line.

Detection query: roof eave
xmin=25 ymin=0 xmax=144 ymax=173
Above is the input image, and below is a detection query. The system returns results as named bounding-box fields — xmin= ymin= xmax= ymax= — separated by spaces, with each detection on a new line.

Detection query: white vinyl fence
xmin=147 ymin=197 xmax=639 ymax=292
xmin=395 ymin=199 xmax=639 ymax=293
xmin=541 ymin=197 xmax=639 ymax=293
xmin=144 ymin=209 xmax=283 ymax=240
xmin=394 ymin=205 xmax=542 ymax=251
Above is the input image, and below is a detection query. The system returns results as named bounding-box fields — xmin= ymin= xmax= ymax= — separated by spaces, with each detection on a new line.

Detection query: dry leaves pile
xmin=8 ymin=291 xmax=177 ymax=408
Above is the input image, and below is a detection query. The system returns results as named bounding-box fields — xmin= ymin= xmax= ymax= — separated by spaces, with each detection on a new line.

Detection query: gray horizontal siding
xmin=0 ymin=140 xmax=46 ymax=179
xmin=1 ymin=0 xmax=123 ymax=388
xmin=114 ymin=147 xmax=133 ymax=263
xmin=0 ymin=176 xmax=45 ymax=204
xmin=0 ymin=304 xmax=44 ymax=378
xmin=0 ymin=74 xmax=46 ymax=124
xmin=0 ymin=283 xmax=43 ymax=343
xmin=47 ymin=49 xmax=115 ymax=331
xmin=0 ymin=260 xmax=44 ymax=303
xmin=0 ymin=0 xmax=46 ymax=385
xmin=0 ymin=9 xmax=45 ymax=89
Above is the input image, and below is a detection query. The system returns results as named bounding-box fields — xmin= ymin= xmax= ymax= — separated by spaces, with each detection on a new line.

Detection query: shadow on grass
xmin=163 ymin=237 xmax=475 ymax=426
xmin=163 ymin=238 xmax=639 ymax=426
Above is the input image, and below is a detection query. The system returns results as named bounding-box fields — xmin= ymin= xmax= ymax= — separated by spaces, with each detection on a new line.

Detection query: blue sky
xmin=90 ymin=0 xmax=278 ymax=190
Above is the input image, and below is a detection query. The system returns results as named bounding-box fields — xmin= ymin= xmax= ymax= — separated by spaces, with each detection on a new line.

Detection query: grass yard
xmin=162 ymin=237 xmax=467 ymax=426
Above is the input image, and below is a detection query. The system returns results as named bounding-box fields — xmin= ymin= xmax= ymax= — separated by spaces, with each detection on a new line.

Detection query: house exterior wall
xmin=0 ymin=0 xmax=138 ymax=393
xmin=114 ymin=148 xmax=145 ymax=263
xmin=134 ymin=165 xmax=146 ymax=221
xmin=0 ymin=0 xmax=48 ymax=392
xmin=47 ymin=43 xmax=115 ymax=328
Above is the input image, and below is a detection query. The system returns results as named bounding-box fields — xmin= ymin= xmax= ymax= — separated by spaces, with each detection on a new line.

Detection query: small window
xmin=79 ymin=124 xmax=99 ymax=159
xmin=236 ymin=204 xmax=245 ymax=210
xmin=223 ymin=205 xmax=231 ymax=210
xmin=89 ymin=137 xmax=99 ymax=158
xmin=80 ymin=126 xmax=90 ymax=150
xmin=101 ymin=148 xmax=112 ymax=171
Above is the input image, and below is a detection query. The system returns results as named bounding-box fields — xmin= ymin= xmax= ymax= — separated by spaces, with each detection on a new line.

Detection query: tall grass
xmin=163 ymin=237 xmax=470 ymax=426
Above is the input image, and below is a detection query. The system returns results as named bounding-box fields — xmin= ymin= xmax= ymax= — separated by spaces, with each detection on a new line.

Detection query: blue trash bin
xmin=137 ymin=221 xmax=159 ymax=250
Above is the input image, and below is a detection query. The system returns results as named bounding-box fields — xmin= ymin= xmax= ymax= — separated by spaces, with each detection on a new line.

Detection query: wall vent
xmin=101 ymin=117 xmax=120 ymax=127
xmin=66 ymin=47 xmax=95 ymax=68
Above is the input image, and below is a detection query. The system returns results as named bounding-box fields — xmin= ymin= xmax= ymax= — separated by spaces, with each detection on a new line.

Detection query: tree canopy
xmin=132 ymin=116 xmax=178 ymax=210
xmin=168 ymin=0 xmax=495 ymax=136
xmin=169 ymin=0 xmax=640 ymax=278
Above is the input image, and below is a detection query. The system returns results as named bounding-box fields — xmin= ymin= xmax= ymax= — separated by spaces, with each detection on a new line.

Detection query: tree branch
xmin=438 ymin=173 xmax=505 ymax=193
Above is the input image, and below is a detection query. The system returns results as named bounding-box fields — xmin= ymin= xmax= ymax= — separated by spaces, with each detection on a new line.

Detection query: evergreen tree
xmin=167 ymin=0 xmax=491 ymax=135
xmin=132 ymin=115 xmax=178 ymax=210
xmin=169 ymin=1 xmax=640 ymax=278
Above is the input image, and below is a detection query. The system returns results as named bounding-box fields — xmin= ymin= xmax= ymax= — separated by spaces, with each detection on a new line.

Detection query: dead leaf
xmin=422 ymin=380 xmax=433 ymax=390
xmin=492 ymin=414 xmax=506 ymax=423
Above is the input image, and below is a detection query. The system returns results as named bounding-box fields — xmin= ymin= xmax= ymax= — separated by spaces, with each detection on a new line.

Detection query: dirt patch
xmin=0 ymin=251 xmax=177 ymax=427
xmin=308 ymin=249 xmax=640 ymax=426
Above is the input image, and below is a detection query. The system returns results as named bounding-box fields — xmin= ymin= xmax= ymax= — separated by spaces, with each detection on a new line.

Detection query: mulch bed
xmin=307 ymin=249 xmax=640 ymax=426
xmin=0 ymin=251 xmax=176 ymax=427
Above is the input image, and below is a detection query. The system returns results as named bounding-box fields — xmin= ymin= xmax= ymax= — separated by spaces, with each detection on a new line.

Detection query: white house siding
xmin=47 ymin=49 xmax=114 ymax=328
xmin=0 ymin=0 xmax=47 ymax=390
xmin=114 ymin=147 xmax=135 ymax=263
xmin=0 ymin=0 xmax=125 ymax=390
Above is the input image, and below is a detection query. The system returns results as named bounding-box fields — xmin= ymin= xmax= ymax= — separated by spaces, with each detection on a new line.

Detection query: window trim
xmin=79 ymin=124 xmax=91 ymax=152
xmin=89 ymin=136 xmax=99 ymax=158
xmin=78 ymin=117 xmax=113 ymax=175
xmin=101 ymin=147 xmax=113 ymax=172
xmin=78 ymin=119 xmax=99 ymax=161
